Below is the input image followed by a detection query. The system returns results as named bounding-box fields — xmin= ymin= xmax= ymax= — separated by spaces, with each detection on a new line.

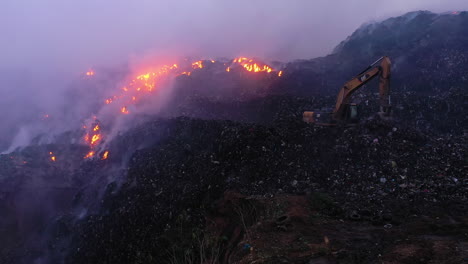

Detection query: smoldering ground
xmin=2 ymin=0 xmax=468 ymax=151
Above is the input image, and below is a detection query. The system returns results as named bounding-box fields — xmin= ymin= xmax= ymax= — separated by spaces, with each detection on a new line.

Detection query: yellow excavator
xmin=303 ymin=56 xmax=392 ymax=125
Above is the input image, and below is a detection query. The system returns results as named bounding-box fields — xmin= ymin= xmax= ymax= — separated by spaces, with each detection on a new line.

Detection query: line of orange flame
xmin=80 ymin=57 xmax=282 ymax=160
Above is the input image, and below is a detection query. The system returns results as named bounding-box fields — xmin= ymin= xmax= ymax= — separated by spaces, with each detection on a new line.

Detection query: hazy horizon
xmin=2 ymin=0 xmax=468 ymax=72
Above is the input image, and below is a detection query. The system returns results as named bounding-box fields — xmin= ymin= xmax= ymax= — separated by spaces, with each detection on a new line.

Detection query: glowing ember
xmin=224 ymin=57 xmax=281 ymax=75
xmin=192 ymin=61 xmax=203 ymax=69
xmin=137 ymin=73 xmax=151 ymax=81
xmin=105 ymin=96 xmax=117 ymax=104
xmin=102 ymin=151 xmax=109 ymax=160
xmin=121 ymin=106 xmax=129 ymax=114
xmin=84 ymin=151 xmax=95 ymax=159
xmin=49 ymin=152 xmax=56 ymax=162
xmin=91 ymin=134 xmax=101 ymax=145
xmin=232 ymin=57 xmax=274 ymax=73
xmin=94 ymin=57 xmax=281 ymax=123
xmin=83 ymin=120 xmax=103 ymax=153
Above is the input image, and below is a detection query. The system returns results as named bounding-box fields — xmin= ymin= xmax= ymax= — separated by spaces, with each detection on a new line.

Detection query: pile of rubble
xmin=67 ymin=115 xmax=467 ymax=263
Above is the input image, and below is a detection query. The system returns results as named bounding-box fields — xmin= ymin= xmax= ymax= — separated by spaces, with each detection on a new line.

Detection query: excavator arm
xmin=333 ymin=56 xmax=391 ymax=120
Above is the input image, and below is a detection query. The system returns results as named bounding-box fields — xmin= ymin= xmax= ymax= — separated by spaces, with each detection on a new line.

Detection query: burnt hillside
xmin=278 ymin=11 xmax=468 ymax=96
xmin=0 ymin=11 xmax=467 ymax=264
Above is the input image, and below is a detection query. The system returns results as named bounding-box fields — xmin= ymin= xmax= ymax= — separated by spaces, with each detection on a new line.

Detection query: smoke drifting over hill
xmin=1 ymin=0 xmax=468 ymax=151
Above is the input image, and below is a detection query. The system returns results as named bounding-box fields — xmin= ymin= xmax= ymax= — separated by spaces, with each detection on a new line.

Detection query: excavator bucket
xmin=303 ymin=111 xmax=315 ymax=123
xmin=342 ymin=103 xmax=359 ymax=123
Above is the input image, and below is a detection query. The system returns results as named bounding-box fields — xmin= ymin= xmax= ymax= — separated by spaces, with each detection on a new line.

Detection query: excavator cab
xmin=303 ymin=108 xmax=334 ymax=125
xmin=303 ymin=104 xmax=358 ymax=125
xmin=343 ymin=103 xmax=359 ymax=123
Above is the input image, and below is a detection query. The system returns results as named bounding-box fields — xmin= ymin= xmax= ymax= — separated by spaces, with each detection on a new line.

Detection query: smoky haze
xmin=1 ymin=0 xmax=468 ymax=151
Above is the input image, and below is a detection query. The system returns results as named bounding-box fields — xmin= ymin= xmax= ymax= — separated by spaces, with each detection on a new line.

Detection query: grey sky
xmin=1 ymin=0 xmax=468 ymax=72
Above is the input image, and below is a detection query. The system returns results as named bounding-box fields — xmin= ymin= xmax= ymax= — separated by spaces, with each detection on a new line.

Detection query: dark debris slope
xmin=69 ymin=117 xmax=467 ymax=263
xmin=279 ymin=11 xmax=468 ymax=96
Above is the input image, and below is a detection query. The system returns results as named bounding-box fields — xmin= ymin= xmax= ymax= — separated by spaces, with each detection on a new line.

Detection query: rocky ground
xmin=1 ymin=92 xmax=467 ymax=264
xmin=65 ymin=115 xmax=467 ymax=264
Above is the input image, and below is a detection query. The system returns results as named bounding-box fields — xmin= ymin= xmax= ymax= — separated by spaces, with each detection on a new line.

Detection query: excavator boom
xmin=303 ymin=56 xmax=391 ymax=124
xmin=333 ymin=56 xmax=391 ymax=120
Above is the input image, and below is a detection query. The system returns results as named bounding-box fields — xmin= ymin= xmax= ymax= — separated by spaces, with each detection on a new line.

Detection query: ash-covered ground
xmin=1 ymin=11 xmax=468 ymax=264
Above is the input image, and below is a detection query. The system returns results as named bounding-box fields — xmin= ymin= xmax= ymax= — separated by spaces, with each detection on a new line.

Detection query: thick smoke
xmin=1 ymin=0 xmax=468 ymax=151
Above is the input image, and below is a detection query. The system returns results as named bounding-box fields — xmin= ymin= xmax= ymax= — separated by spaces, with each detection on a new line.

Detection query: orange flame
xmin=83 ymin=121 xmax=103 ymax=159
xmin=226 ymin=57 xmax=280 ymax=75
xmin=192 ymin=61 xmax=203 ymax=69
xmin=121 ymin=106 xmax=129 ymax=114
xmin=102 ymin=151 xmax=109 ymax=160
xmin=137 ymin=73 xmax=151 ymax=81
xmin=105 ymin=96 xmax=118 ymax=104
xmin=91 ymin=134 xmax=101 ymax=145
xmin=49 ymin=152 xmax=56 ymax=162
xmin=84 ymin=151 xmax=95 ymax=159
